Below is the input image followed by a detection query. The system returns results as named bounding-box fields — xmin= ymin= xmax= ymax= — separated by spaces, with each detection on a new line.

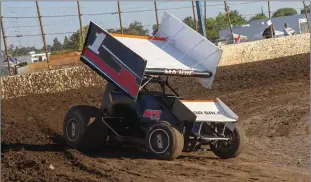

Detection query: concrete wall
xmin=1 ymin=66 xmax=105 ymax=99
xmin=1 ymin=33 xmax=310 ymax=100
xmin=219 ymin=33 xmax=310 ymax=66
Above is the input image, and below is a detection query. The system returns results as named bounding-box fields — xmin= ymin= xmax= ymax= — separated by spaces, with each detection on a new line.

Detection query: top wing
xmin=113 ymin=35 xmax=213 ymax=78
xmin=80 ymin=11 xmax=223 ymax=100
xmin=155 ymin=11 xmax=223 ymax=88
xmin=111 ymin=11 xmax=222 ymax=86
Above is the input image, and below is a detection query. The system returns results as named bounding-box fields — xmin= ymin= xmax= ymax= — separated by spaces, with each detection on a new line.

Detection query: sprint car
xmin=63 ymin=11 xmax=245 ymax=160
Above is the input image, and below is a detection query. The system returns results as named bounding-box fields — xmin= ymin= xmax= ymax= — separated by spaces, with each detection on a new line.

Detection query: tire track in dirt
xmin=62 ymin=149 xmax=120 ymax=181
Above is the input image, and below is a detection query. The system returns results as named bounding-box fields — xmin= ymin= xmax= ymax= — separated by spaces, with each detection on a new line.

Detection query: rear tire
xmin=146 ymin=122 xmax=184 ymax=160
xmin=63 ymin=105 xmax=108 ymax=151
xmin=210 ymin=124 xmax=246 ymax=159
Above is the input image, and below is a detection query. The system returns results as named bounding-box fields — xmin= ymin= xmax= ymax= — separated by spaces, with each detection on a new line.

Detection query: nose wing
xmin=181 ymin=98 xmax=238 ymax=123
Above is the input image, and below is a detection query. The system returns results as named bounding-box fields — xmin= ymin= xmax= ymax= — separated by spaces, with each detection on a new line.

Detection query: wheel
xmin=63 ymin=105 xmax=108 ymax=151
xmin=210 ymin=123 xmax=246 ymax=159
xmin=145 ymin=122 xmax=184 ymax=160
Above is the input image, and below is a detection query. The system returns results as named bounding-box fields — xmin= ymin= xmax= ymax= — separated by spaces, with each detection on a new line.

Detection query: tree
xmin=178 ymin=10 xmax=247 ymax=42
xmin=249 ymin=13 xmax=268 ymax=22
xmin=301 ymin=6 xmax=310 ymax=14
xmin=51 ymin=37 xmax=62 ymax=52
xmin=183 ymin=16 xmax=197 ymax=30
xmin=69 ymin=32 xmax=81 ymax=50
xmin=6 ymin=44 xmax=44 ymax=56
xmin=65 ymin=21 xmax=148 ymax=51
xmin=63 ymin=36 xmax=72 ymax=50
xmin=215 ymin=10 xmax=248 ymax=30
xmin=109 ymin=21 xmax=149 ymax=36
xmin=272 ymin=8 xmax=297 ymax=17
xmin=125 ymin=21 xmax=149 ymax=35
xmin=205 ymin=18 xmax=219 ymax=42
xmin=63 ymin=25 xmax=88 ymax=51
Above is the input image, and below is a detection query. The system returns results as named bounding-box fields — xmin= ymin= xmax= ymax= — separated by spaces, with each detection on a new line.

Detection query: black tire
xmin=210 ymin=124 xmax=246 ymax=159
xmin=146 ymin=122 xmax=184 ymax=160
xmin=63 ymin=105 xmax=108 ymax=151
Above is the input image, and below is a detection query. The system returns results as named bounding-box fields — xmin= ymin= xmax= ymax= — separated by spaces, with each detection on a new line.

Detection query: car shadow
xmin=1 ymin=133 xmax=67 ymax=153
xmin=2 ymin=133 xmax=221 ymax=161
xmin=81 ymin=144 xmax=154 ymax=160
xmin=178 ymin=154 xmax=220 ymax=160
xmin=2 ymin=133 xmax=153 ymax=159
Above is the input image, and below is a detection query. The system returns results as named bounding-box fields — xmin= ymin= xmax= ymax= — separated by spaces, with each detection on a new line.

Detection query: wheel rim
xmin=149 ymin=129 xmax=170 ymax=154
xmin=212 ymin=128 xmax=238 ymax=152
xmin=66 ymin=118 xmax=80 ymax=142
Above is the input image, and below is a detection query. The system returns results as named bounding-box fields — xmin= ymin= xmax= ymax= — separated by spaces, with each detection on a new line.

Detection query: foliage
xmin=51 ymin=37 xmax=62 ymax=52
xmin=215 ymin=10 xmax=248 ymax=29
xmin=183 ymin=16 xmax=197 ymax=30
xmin=62 ymin=36 xmax=71 ymax=50
xmin=61 ymin=21 xmax=148 ymax=52
xmin=8 ymin=44 xmax=45 ymax=57
xmin=272 ymin=8 xmax=298 ymax=17
xmin=301 ymin=6 xmax=310 ymax=14
xmin=205 ymin=18 xmax=219 ymax=42
xmin=7 ymin=10 xmax=255 ymax=56
xmin=107 ymin=21 xmax=149 ymax=36
xmin=154 ymin=10 xmax=247 ymax=42
xmin=249 ymin=13 xmax=268 ymax=22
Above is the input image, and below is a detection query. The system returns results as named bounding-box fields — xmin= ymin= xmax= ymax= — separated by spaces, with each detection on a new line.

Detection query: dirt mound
xmin=1 ymin=53 xmax=310 ymax=181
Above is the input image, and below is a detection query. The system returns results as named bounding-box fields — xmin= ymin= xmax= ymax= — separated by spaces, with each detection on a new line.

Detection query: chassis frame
xmin=98 ymin=75 xmax=238 ymax=152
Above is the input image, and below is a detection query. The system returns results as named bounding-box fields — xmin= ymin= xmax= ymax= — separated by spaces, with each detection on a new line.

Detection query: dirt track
xmin=1 ymin=53 xmax=310 ymax=182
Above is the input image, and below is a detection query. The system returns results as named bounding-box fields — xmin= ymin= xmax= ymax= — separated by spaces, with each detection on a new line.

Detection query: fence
xmin=0 ymin=1 xmax=310 ymax=76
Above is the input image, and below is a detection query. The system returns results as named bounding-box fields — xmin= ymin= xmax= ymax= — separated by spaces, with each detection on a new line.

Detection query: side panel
xmin=138 ymin=94 xmax=196 ymax=126
xmin=138 ymin=94 xmax=176 ymax=124
xmin=81 ymin=22 xmax=147 ymax=100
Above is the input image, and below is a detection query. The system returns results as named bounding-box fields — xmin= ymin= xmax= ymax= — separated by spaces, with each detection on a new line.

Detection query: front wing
xmin=181 ymin=98 xmax=238 ymax=123
xmin=181 ymin=98 xmax=238 ymax=134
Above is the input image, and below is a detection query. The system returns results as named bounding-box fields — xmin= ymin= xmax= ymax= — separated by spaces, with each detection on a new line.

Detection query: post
xmin=224 ymin=1 xmax=234 ymax=43
xmin=117 ymin=1 xmax=123 ymax=34
xmin=268 ymin=0 xmax=273 ymax=38
xmin=77 ymin=1 xmax=84 ymax=47
xmin=36 ymin=0 xmax=49 ymax=69
xmin=204 ymin=1 xmax=207 ymax=25
xmin=192 ymin=1 xmax=198 ymax=31
xmin=303 ymin=1 xmax=310 ymax=32
xmin=196 ymin=1 xmax=206 ymax=37
xmin=154 ymin=1 xmax=159 ymax=29
xmin=0 ymin=2 xmax=10 ymax=75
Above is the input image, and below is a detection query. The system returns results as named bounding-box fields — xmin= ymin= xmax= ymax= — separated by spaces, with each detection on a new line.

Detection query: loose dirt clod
xmin=49 ymin=164 xmax=55 ymax=170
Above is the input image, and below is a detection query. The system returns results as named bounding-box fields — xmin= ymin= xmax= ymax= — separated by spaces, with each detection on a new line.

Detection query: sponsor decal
xmin=193 ymin=111 xmax=220 ymax=115
xmin=164 ymin=69 xmax=193 ymax=75
xmin=82 ymin=28 xmax=140 ymax=98
xmin=143 ymin=109 xmax=161 ymax=121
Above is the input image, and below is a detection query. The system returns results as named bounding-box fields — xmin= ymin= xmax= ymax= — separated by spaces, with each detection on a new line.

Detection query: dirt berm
xmin=1 ymin=50 xmax=309 ymax=181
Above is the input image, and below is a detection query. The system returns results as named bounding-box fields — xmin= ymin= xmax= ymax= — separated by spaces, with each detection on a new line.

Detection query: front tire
xmin=210 ymin=124 xmax=246 ymax=159
xmin=146 ymin=122 xmax=184 ymax=160
xmin=63 ymin=105 xmax=108 ymax=151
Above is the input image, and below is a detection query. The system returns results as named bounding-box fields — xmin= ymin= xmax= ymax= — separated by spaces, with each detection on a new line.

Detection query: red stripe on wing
xmin=82 ymin=48 xmax=139 ymax=97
